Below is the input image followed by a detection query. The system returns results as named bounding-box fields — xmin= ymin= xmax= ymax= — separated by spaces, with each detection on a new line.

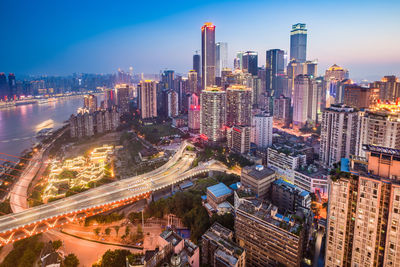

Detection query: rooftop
xmin=160 ymin=229 xmax=183 ymax=247
xmin=207 ymin=183 xmax=232 ymax=198
xmin=363 ymin=144 xmax=400 ymax=157
xmin=295 ymin=164 xmax=328 ymax=179
xmin=273 ymin=179 xmax=310 ymax=197
xmin=242 ymin=165 xmax=275 ymax=180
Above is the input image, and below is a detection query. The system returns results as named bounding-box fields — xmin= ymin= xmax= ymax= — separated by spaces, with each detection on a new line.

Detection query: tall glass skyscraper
xmin=193 ymin=53 xmax=201 ymax=78
xmin=215 ymin=42 xmax=228 ymax=78
xmin=266 ymin=49 xmax=285 ymax=97
xmin=242 ymin=51 xmax=258 ymax=76
xmin=201 ymin=22 xmax=216 ymax=89
xmin=290 ymin=23 xmax=307 ymax=63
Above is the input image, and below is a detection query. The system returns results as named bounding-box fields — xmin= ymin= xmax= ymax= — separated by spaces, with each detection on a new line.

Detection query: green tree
xmin=94 ymin=227 xmax=101 ymax=236
xmin=99 ymin=249 xmax=131 ymax=267
xmin=105 ymin=227 xmax=111 ymax=236
xmin=52 ymin=240 xmax=62 ymax=250
xmin=113 ymin=225 xmax=120 ymax=236
xmin=63 ymin=253 xmax=79 ymax=267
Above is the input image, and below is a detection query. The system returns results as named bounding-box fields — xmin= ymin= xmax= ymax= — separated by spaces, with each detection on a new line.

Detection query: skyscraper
xmin=290 ymin=23 xmax=307 ymax=62
xmin=7 ymin=73 xmax=16 ymax=98
xmin=242 ymin=51 xmax=258 ymax=76
xmin=188 ymin=93 xmax=200 ymax=133
xmin=167 ymin=90 xmax=179 ymax=118
xmin=0 ymin=73 xmax=8 ymax=100
xmin=273 ymin=95 xmax=291 ymax=126
xmin=200 ymin=86 xmax=226 ymax=143
xmin=326 ymin=145 xmax=400 ymax=267
xmin=201 ymin=22 xmax=216 ymax=89
xmin=293 ymin=74 xmax=310 ymax=128
xmin=226 ymin=85 xmax=252 ymax=127
xmin=193 ymin=53 xmax=201 ymax=78
xmin=115 ymin=84 xmax=131 ymax=114
xmin=215 ymin=42 xmax=228 ymax=78
xmin=319 ymin=104 xmax=359 ymax=167
xmin=162 ymin=70 xmax=175 ymax=90
xmin=138 ymin=80 xmax=157 ymax=119
xmin=325 ymin=64 xmax=350 ymax=106
xmin=188 ymin=70 xmax=198 ymax=95
xmin=235 ymin=51 xmax=245 ymax=70
xmin=266 ymin=49 xmax=285 ymax=97
xmin=84 ymin=94 xmax=98 ymax=113
xmin=371 ymin=75 xmax=400 ymax=101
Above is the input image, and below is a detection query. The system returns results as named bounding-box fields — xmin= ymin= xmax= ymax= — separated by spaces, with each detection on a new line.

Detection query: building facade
xmin=201 ymin=22 xmax=216 ymax=89
xmin=290 ymin=23 xmax=307 ymax=63
xmin=252 ymin=112 xmax=273 ymax=149
xmin=138 ymin=80 xmax=157 ymax=119
xmin=226 ymin=85 xmax=252 ymax=127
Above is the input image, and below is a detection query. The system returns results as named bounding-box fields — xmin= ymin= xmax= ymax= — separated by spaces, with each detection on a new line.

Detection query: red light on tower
xmin=201 ymin=22 xmax=215 ymax=31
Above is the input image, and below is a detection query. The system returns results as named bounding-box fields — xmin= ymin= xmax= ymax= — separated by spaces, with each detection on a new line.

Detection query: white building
xmin=293 ymin=74 xmax=310 ymax=129
xmin=252 ymin=112 xmax=273 ymax=149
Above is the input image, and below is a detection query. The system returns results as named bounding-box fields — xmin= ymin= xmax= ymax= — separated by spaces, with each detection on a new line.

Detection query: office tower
xmin=266 ymin=49 xmax=285 ymax=97
xmin=252 ymin=111 xmax=273 ymax=149
xmin=233 ymin=57 xmax=240 ymax=70
xmin=257 ymin=68 xmax=267 ymax=93
xmin=326 ymin=145 xmax=400 ymax=267
xmin=7 ymin=73 xmax=16 ymax=97
xmin=325 ymin=64 xmax=349 ymax=106
xmin=371 ymin=75 xmax=400 ymax=101
xmin=193 ymin=53 xmax=201 ymax=78
xmin=241 ymin=165 xmax=276 ymax=198
xmin=0 ymin=73 xmax=7 ymax=100
xmin=235 ymin=196 xmax=306 ymax=266
xmin=162 ymin=70 xmax=175 ymax=90
xmin=293 ymin=74 xmax=310 ymax=128
xmin=319 ymin=104 xmax=359 ymax=167
xmin=115 ymin=84 xmax=131 ymax=114
xmin=138 ymin=80 xmax=157 ymax=119
xmin=307 ymin=78 xmax=321 ymax=124
xmin=226 ymin=85 xmax=252 ymax=127
xmin=215 ymin=42 xmax=228 ymax=78
xmin=83 ymin=94 xmax=98 ymax=112
xmin=235 ymin=51 xmax=245 ymax=70
xmin=304 ymin=60 xmax=318 ymax=78
xmin=356 ymin=103 xmax=400 ymax=157
xmin=188 ymin=93 xmax=200 ymax=133
xmin=201 ymin=223 xmax=246 ymax=267
xmin=290 ymin=23 xmax=307 ymax=62
xmin=104 ymin=89 xmax=115 ymax=109
xmin=200 ymin=86 xmax=226 ymax=143
xmin=273 ymin=95 xmax=291 ymax=126
xmin=167 ymin=90 xmax=179 ymax=118
xmin=250 ymin=76 xmax=262 ymax=107
xmin=188 ymin=70 xmax=198 ymax=94
xmin=227 ymin=125 xmax=251 ymax=154
xmin=343 ymin=85 xmax=379 ymax=109
xmin=286 ymin=60 xmax=305 ymax=100
xmin=242 ymin=51 xmax=258 ymax=76
xmin=201 ymin=22 xmax=216 ymax=89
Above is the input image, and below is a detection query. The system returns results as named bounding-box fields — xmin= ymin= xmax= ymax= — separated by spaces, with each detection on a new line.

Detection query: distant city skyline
xmin=1 ymin=0 xmax=399 ymax=81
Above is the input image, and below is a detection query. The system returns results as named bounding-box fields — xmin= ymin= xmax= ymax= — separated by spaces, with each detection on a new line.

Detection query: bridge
xmin=0 ymin=142 xmax=229 ymax=246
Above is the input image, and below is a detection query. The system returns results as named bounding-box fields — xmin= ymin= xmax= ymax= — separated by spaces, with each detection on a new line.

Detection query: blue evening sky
xmin=0 ymin=0 xmax=399 ymax=81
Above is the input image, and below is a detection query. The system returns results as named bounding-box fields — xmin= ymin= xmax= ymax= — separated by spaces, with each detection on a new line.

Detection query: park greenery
xmin=198 ymin=145 xmax=253 ymax=168
xmin=92 ymin=249 xmax=143 ymax=267
xmin=63 ymin=253 xmax=79 ymax=267
xmin=0 ymin=235 xmax=44 ymax=267
xmin=85 ymin=212 xmax=124 ymax=226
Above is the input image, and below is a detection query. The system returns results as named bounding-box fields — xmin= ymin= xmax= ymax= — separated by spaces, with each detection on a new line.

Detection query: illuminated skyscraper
xmin=200 ymin=86 xmax=226 ymax=142
xmin=242 ymin=51 xmax=258 ymax=76
xmin=293 ymin=74 xmax=310 ymax=128
xmin=325 ymin=64 xmax=350 ymax=106
xmin=371 ymin=75 xmax=400 ymax=101
xmin=188 ymin=70 xmax=198 ymax=94
xmin=167 ymin=90 xmax=179 ymax=118
xmin=115 ymin=84 xmax=131 ymax=114
xmin=7 ymin=73 xmax=16 ymax=97
xmin=138 ymin=80 xmax=157 ymax=119
xmin=266 ymin=49 xmax=285 ymax=97
xmin=0 ymin=73 xmax=7 ymax=100
xmin=201 ymin=22 xmax=216 ymax=89
xmin=188 ymin=93 xmax=200 ymax=133
xmin=193 ymin=53 xmax=201 ymax=78
xmin=84 ymin=94 xmax=98 ymax=112
xmin=290 ymin=23 xmax=307 ymax=62
xmin=215 ymin=42 xmax=228 ymax=78
xmin=226 ymin=85 xmax=252 ymax=127
xmin=162 ymin=70 xmax=175 ymax=90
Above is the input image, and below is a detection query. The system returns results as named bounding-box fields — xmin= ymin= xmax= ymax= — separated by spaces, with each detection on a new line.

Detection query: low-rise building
xmin=241 ymin=164 xmax=276 ymax=198
xmin=205 ymin=183 xmax=233 ymax=215
xmin=294 ymin=164 xmax=329 ymax=199
xmin=201 ymin=222 xmax=246 ymax=267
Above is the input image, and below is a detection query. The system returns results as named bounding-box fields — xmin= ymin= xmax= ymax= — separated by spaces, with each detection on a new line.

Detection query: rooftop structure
xmin=241 ymin=164 xmax=276 ymax=198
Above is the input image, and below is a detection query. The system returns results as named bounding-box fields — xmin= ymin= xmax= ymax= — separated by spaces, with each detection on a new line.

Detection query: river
xmin=0 ymin=96 xmax=93 ymax=161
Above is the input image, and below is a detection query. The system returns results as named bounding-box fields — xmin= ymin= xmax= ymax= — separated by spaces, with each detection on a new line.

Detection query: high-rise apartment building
xmin=356 ymin=103 xmax=400 ymax=157
xmin=242 ymin=51 xmax=258 ymax=76
xmin=188 ymin=93 xmax=200 ymax=133
xmin=138 ymin=80 xmax=157 ymax=119
xmin=266 ymin=49 xmax=285 ymax=97
xmin=293 ymin=74 xmax=310 ymax=128
xmin=290 ymin=23 xmax=307 ymax=63
xmin=371 ymin=75 xmax=400 ymax=101
xmin=226 ymin=85 xmax=252 ymax=127
xmin=273 ymin=95 xmax=291 ymax=126
xmin=215 ymin=42 xmax=228 ymax=78
xmin=83 ymin=94 xmax=97 ymax=112
xmin=188 ymin=70 xmax=198 ymax=95
xmin=200 ymin=86 xmax=226 ymax=143
xmin=115 ymin=83 xmax=131 ymax=114
xmin=319 ymin=104 xmax=359 ymax=167
xmin=252 ymin=112 xmax=273 ymax=149
xmin=326 ymin=145 xmax=400 ymax=267
xmin=227 ymin=125 xmax=251 ymax=154
xmin=201 ymin=22 xmax=216 ymax=89
xmin=343 ymin=85 xmax=379 ymax=109
xmin=167 ymin=90 xmax=179 ymax=118
xmin=235 ymin=196 xmax=305 ymax=266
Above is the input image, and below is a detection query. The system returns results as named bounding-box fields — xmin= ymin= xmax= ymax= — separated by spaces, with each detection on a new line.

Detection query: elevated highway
xmin=0 ymin=142 xmax=229 ymax=246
